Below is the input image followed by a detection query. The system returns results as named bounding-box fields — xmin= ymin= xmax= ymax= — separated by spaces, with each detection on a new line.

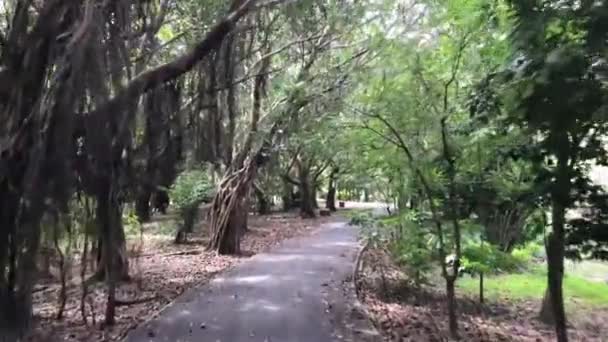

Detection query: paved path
xmin=124 ymin=219 xmax=380 ymax=342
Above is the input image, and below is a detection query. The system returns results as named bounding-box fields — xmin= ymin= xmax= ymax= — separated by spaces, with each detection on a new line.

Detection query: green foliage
xmin=388 ymin=211 xmax=434 ymax=287
xmin=122 ymin=207 xmax=143 ymax=237
xmin=461 ymin=243 xmax=528 ymax=275
xmin=170 ymin=169 xmax=214 ymax=210
xmin=169 ymin=169 xmax=214 ymax=233
xmin=348 ymin=211 xmax=375 ymax=228
xmin=512 ymin=241 xmax=544 ymax=263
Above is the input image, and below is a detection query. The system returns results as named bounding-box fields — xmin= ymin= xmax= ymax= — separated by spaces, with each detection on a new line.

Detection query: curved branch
xmin=88 ymin=0 xmax=257 ymax=122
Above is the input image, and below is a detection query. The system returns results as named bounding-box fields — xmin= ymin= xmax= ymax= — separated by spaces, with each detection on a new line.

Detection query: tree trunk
xmin=175 ymin=205 xmax=198 ymax=244
xmin=208 ymin=158 xmax=259 ymax=255
xmin=209 ymin=198 xmax=245 ymax=255
xmin=539 ymin=288 xmax=554 ymax=324
xmin=253 ymin=183 xmax=270 ymax=215
xmin=545 ymin=221 xmax=568 ymax=341
xmin=96 ymin=181 xmax=128 ymax=325
xmin=326 ymin=186 xmax=336 ymax=212
xmin=326 ymin=168 xmax=338 ymax=211
xmin=300 ymin=178 xmax=316 ymax=218
xmin=542 ymin=131 xmax=569 ymax=342
xmin=282 ymin=180 xmax=295 ymax=211
xmin=446 ymin=277 xmax=459 ymax=339
xmin=135 ymin=188 xmax=152 ymax=222
xmin=0 ymin=184 xmax=45 ymax=341
xmin=93 ymin=186 xmax=129 ymax=282
xmin=0 ymin=220 xmax=42 ymax=342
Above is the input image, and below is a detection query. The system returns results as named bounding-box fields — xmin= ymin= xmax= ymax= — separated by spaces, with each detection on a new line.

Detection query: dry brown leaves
xmin=28 ymin=211 xmax=338 ymax=342
xmin=357 ymin=248 xmax=608 ymax=342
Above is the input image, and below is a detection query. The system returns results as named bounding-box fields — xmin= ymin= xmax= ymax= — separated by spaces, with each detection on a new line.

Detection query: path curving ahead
xmin=124 ymin=219 xmax=380 ymax=342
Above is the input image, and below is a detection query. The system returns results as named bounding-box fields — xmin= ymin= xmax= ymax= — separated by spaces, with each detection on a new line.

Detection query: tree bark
xmin=326 ymin=186 xmax=336 ymax=212
xmin=539 ymin=288 xmax=554 ymax=324
xmin=446 ymin=277 xmax=458 ymax=339
xmin=542 ymin=130 xmax=569 ymax=342
xmin=312 ymin=185 xmax=319 ymax=209
xmin=299 ymin=176 xmax=316 ymax=218
xmin=208 ymin=158 xmax=260 ymax=254
xmin=135 ymin=188 xmax=152 ymax=222
xmin=175 ymin=205 xmax=199 ymax=244
xmin=253 ymin=183 xmax=270 ymax=215
xmin=93 ymin=185 xmax=129 ymax=282
xmin=326 ymin=167 xmax=338 ymax=211
xmin=282 ymin=180 xmax=295 ymax=211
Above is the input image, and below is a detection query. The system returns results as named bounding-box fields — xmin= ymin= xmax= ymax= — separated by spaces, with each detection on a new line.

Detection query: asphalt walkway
xmin=124 ymin=219 xmax=379 ymax=342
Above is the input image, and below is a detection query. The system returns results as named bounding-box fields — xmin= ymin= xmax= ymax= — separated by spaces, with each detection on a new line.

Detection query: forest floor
xmin=356 ymin=247 xmax=608 ymax=342
xmin=28 ymin=210 xmax=338 ymax=342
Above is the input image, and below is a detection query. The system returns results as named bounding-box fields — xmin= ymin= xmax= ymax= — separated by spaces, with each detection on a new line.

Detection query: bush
xmin=387 ymin=211 xmax=434 ymax=287
xmin=169 ymin=169 xmax=214 ymax=243
xmin=461 ymin=243 xmax=529 ymax=276
xmin=349 ymin=211 xmax=375 ymax=227
xmin=512 ymin=241 xmax=544 ymax=264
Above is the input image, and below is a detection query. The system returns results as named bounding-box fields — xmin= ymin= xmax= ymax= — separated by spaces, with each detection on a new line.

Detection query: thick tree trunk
xmin=0 ymin=221 xmax=42 ymax=342
xmin=208 ymin=158 xmax=260 ymax=254
xmin=539 ymin=288 xmax=554 ymax=324
xmin=326 ymin=186 xmax=336 ymax=212
xmin=545 ymin=212 xmax=568 ymax=341
xmin=135 ymin=188 xmax=152 ymax=222
xmin=152 ymin=190 xmax=170 ymax=215
xmin=299 ymin=179 xmax=316 ymax=218
xmin=210 ymin=198 xmax=245 ymax=255
xmin=446 ymin=277 xmax=458 ymax=339
xmin=0 ymin=184 xmax=45 ymax=342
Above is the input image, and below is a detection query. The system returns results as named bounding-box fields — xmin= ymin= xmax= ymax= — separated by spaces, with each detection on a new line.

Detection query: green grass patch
xmin=457 ymin=267 xmax=608 ymax=307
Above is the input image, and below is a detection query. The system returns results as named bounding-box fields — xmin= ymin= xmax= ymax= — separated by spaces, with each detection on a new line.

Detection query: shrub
xmin=461 ymin=243 xmax=529 ymax=275
xmin=169 ymin=169 xmax=214 ymax=243
xmin=512 ymin=241 xmax=544 ymax=264
xmin=387 ymin=210 xmax=434 ymax=288
xmin=349 ymin=211 xmax=375 ymax=227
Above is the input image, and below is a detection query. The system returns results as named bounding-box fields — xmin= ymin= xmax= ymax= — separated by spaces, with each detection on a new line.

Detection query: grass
xmin=567 ymin=260 xmax=608 ymax=283
xmin=457 ymin=266 xmax=608 ymax=307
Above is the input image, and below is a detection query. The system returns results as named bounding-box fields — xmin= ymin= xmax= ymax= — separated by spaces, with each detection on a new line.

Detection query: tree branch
xmin=88 ymin=0 xmax=258 ymax=132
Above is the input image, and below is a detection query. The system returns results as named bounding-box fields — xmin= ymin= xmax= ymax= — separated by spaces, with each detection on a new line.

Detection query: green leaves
xmin=169 ymin=169 xmax=214 ymax=212
xmin=461 ymin=242 xmax=528 ymax=275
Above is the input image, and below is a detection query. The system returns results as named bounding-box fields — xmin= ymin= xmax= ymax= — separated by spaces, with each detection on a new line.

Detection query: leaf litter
xmin=356 ymin=247 xmax=608 ymax=342
xmin=28 ymin=211 xmax=337 ymax=342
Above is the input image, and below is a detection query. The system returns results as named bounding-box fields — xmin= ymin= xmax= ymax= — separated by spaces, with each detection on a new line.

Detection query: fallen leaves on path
xmin=28 ymin=211 xmax=338 ymax=342
xmin=357 ymin=247 xmax=608 ymax=342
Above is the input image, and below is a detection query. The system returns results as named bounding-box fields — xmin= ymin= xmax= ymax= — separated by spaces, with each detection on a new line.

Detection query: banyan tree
xmin=0 ymin=0 xmax=256 ymax=338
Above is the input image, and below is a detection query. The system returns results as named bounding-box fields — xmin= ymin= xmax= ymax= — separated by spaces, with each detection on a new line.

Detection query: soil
xmin=28 ymin=211 xmax=337 ymax=342
xmin=356 ymin=247 xmax=608 ymax=342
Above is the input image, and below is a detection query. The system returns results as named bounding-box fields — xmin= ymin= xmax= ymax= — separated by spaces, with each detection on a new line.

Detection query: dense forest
xmin=0 ymin=0 xmax=607 ymax=341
